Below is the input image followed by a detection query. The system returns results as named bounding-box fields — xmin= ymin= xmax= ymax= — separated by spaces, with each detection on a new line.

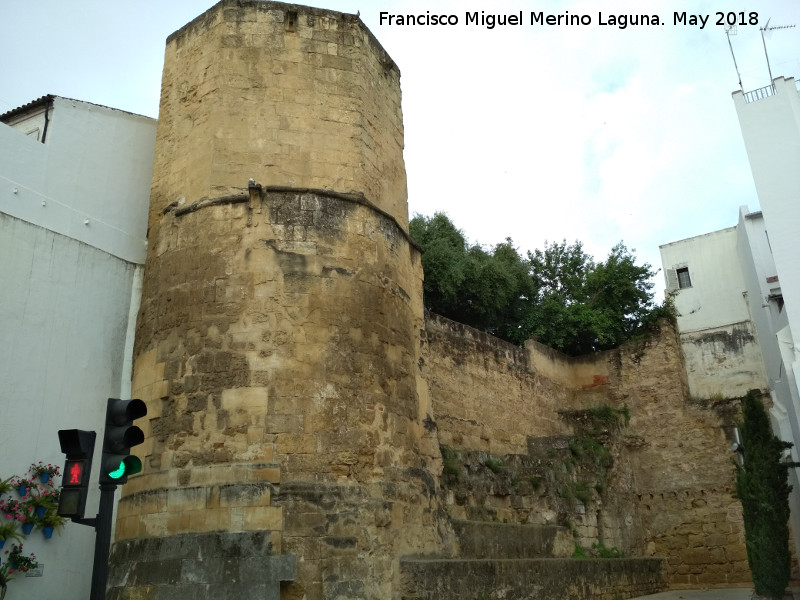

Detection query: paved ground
xmin=629 ymin=590 xmax=755 ymax=600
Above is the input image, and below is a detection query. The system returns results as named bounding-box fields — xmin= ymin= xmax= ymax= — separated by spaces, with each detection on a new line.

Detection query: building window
xmin=677 ymin=267 xmax=692 ymax=289
xmin=769 ymin=294 xmax=784 ymax=312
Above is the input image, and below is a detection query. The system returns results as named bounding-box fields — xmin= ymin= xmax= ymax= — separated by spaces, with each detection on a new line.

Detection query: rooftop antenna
xmin=725 ymin=23 xmax=743 ymax=92
xmin=760 ymin=18 xmax=796 ymax=88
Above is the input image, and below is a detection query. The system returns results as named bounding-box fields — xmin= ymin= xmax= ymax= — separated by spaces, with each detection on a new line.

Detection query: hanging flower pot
xmin=28 ymin=463 xmax=60 ymax=486
xmin=35 ymin=506 xmax=46 ymax=519
xmin=0 ymin=538 xmax=5 ymax=549
xmin=17 ymin=486 xmax=27 ymax=498
xmin=42 ymin=526 xmax=54 ymax=540
xmin=21 ymin=523 xmax=33 ymax=535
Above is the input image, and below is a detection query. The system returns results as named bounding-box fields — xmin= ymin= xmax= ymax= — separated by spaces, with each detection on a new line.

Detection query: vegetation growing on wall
xmin=437 ymin=405 xmax=626 ymax=534
xmin=735 ymin=391 xmax=797 ymax=600
xmin=409 ymin=212 xmax=672 ymax=355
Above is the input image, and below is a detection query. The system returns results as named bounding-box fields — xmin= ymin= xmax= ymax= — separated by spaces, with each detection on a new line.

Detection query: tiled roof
xmin=0 ymin=94 xmax=55 ymax=122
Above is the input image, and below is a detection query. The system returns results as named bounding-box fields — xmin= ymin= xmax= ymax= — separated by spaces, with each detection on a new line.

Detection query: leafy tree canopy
xmin=410 ymin=212 xmax=671 ymax=355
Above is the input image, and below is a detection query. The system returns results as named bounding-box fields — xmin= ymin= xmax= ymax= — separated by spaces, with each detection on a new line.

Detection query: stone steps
xmin=400 ymin=520 xmax=665 ymax=600
xmin=450 ymin=520 xmax=573 ymax=559
xmin=400 ymin=556 xmax=665 ymax=600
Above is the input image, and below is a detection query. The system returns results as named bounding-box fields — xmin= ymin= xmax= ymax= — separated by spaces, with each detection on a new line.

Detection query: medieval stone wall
xmin=423 ymin=315 xmax=751 ymax=588
xmin=113 ymin=2 xmax=753 ymax=597
xmin=149 ymin=0 xmax=408 ymax=234
xmin=114 ymin=3 xmax=445 ymax=598
xmin=609 ymin=330 xmax=751 ymax=587
xmin=422 ymin=314 xmax=577 ymax=455
xmin=118 ymin=187 xmax=446 ymax=600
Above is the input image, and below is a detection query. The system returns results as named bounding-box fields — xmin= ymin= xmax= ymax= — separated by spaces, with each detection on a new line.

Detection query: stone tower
xmin=109 ymin=2 xmax=446 ymax=598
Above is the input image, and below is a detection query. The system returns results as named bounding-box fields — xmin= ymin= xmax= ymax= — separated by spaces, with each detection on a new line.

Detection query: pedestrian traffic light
xmin=99 ymin=398 xmax=147 ymax=485
xmin=57 ymin=429 xmax=96 ymax=518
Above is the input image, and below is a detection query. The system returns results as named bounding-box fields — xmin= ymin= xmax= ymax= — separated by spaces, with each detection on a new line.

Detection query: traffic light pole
xmin=58 ymin=400 xmax=147 ymax=599
xmin=90 ymin=483 xmax=117 ymax=600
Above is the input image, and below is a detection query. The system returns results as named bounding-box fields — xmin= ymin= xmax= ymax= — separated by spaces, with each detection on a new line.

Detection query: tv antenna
xmin=760 ymin=18 xmax=796 ymax=88
xmin=724 ymin=23 xmax=743 ymax=92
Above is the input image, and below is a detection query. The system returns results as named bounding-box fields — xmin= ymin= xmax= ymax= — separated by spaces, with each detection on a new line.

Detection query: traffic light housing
xmin=100 ymin=398 xmax=147 ymax=485
xmin=57 ymin=429 xmax=96 ymax=518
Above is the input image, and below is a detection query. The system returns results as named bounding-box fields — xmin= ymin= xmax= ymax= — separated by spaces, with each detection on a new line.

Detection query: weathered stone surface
xmin=148 ymin=0 xmax=408 ymax=234
xmin=450 ymin=520 xmax=572 ymax=559
xmin=424 ymin=314 xmax=750 ymax=588
xmin=108 ymin=531 xmax=294 ymax=600
xmin=118 ymin=1 xmax=752 ymax=598
xmin=400 ymin=557 xmax=665 ymax=600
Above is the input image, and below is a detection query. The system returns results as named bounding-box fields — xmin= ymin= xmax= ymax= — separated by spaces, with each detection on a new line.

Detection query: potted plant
xmin=0 ymin=499 xmax=23 ymax=525
xmin=25 ymin=490 xmax=56 ymax=519
xmin=0 ymin=478 xmax=13 ymax=497
xmin=37 ymin=511 xmax=67 ymax=539
xmin=0 ymin=523 xmax=22 ymax=549
xmin=28 ymin=462 xmax=60 ymax=485
xmin=12 ymin=478 xmax=34 ymax=498
xmin=0 ymin=563 xmax=12 ymax=600
xmin=16 ymin=506 xmax=35 ymax=535
xmin=5 ymin=543 xmax=38 ymax=573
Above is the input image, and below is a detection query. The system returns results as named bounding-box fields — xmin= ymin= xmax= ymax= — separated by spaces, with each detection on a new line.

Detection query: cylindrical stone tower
xmin=108 ymin=2 xmax=447 ymax=599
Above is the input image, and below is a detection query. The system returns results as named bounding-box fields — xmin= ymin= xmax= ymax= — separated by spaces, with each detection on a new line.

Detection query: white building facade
xmin=0 ymin=96 xmax=156 ymax=599
xmin=660 ymin=74 xmax=800 ymax=564
xmin=660 ymin=226 xmax=767 ymax=401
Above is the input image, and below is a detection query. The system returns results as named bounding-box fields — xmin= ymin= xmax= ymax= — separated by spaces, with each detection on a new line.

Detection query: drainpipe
xmin=41 ymin=96 xmax=54 ymax=143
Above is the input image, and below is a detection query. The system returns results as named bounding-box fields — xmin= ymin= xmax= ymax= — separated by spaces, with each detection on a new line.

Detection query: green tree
xmin=409 ymin=213 xmax=670 ymax=356
xmin=409 ymin=213 xmax=470 ymax=318
xmin=735 ymin=391 xmax=796 ymax=600
xmin=525 ymin=241 xmax=664 ymax=354
xmin=410 ymin=214 xmax=534 ymax=342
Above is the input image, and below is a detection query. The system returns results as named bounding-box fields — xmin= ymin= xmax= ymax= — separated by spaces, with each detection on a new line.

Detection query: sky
xmin=2 ymin=1 xmax=800 ymax=301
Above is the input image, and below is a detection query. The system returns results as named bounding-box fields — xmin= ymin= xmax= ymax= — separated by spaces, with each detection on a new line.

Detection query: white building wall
xmin=737 ymin=206 xmax=800 ymax=561
xmin=734 ymin=78 xmax=800 ymax=557
xmin=660 ymin=227 xmax=767 ymax=399
xmin=0 ymin=98 xmax=155 ymax=600
xmin=0 ymin=97 xmax=156 ymax=263
xmin=736 ymin=208 xmax=791 ymax=397
xmin=733 ymin=77 xmax=800 ymax=359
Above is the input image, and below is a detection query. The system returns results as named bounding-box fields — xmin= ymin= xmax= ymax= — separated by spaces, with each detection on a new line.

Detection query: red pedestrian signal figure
xmin=57 ymin=429 xmax=95 ymax=519
xmin=68 ymin=461 xmax=85 ymax=485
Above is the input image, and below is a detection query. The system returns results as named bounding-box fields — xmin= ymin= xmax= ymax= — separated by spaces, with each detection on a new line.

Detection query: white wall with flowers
xmin=0 ymin=97 xmax=156 ymax=599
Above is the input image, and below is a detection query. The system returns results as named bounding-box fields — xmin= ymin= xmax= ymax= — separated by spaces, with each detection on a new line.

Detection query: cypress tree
xmin=735 ymin=390 xmax=796 ymax=599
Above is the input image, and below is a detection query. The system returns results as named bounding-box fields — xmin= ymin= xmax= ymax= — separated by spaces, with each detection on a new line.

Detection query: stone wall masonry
xmin=149 ymin=0 xmax=408 ymax=234
xmin=424 ymin=315 xmax=751 ymax=588
xmin=400 ymin=557 xmax=665 ymax=600
xmin=566 ymin=328 xmax=750 ymax=587
xmin=422 ymin=313 xmax=577 ymax=456
xmin=604 ymin=327 xmax=751 ymax=587
xmin=121 ymin=2 xmax=754 ymax=596
xmin=108 ymin=531 xmax=295 ymax=600
xmin=120 ymin=186 xmax=447 ymax=599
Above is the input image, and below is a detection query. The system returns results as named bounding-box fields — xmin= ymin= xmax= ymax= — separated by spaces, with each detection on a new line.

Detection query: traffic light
xmin=57 ymin=429 xmax=96 ymax=518
xmin=100 ymin=398 xmax=147 ymax=485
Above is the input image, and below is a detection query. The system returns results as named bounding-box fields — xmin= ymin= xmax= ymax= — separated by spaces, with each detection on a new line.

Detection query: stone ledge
xmin=109 ymin=531 xmax=295 ymax=600
xmin=400 ymin=557 xmax=665 ymax=600
xmin=450 ymin=520 xmax=572 ymax=559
